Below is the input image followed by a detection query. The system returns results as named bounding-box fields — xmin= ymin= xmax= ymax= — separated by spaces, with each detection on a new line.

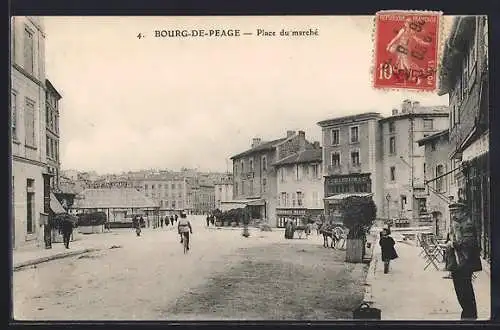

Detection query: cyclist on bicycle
xmin=177 ymin=213 xmax=193 ymax=250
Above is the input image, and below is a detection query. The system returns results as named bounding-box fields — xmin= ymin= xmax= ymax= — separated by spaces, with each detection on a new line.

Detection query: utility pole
xmin=409 ymin=114 xmax=415 ymax=226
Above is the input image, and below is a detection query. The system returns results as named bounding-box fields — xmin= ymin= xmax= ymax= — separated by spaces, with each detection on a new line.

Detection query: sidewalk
xmin=12 ymin=229 xmax=134 ymax=271
xmin=365 ymin=238 xmax=491 ymax=320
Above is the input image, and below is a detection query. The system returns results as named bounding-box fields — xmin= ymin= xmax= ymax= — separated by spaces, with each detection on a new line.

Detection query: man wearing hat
xmin=446 ymin=202 xmax=482 ymax=320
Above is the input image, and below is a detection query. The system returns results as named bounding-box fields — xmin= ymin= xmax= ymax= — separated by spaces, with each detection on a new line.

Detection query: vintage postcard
xmin=10 ymin=14 xmax=490 ymax=321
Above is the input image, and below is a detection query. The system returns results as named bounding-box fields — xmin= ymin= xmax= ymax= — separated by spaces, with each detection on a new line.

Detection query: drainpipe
xmin=447 ymin=17 xmax=464 ymax=50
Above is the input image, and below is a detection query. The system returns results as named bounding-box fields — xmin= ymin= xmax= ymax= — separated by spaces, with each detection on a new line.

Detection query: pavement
xmin=12 ymin=228 xmax=140 ymax=271
xmin=12 ymin=216 xmax=303 ymax=320
xmin=365 ymin=232 xmax=491 ymax=320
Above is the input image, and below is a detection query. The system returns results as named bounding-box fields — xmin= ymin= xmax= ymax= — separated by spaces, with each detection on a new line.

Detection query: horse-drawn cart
xmin=294 ymin=224 xmax=312 ymax=239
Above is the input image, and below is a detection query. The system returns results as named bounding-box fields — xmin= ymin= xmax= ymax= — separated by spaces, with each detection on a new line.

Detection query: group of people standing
xmin=205 ymin=215 xmax=216 ymax=227
xmin=160 ymin=214 xmax=179 ymax=228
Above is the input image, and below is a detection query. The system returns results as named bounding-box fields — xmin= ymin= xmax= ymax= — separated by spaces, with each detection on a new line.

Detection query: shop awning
xmin=247 ymin=199 xmax=265 ymax=206
xmin=324 ymin=193 xmax=373 ymax=201
xmin=50 ymin=192 xmax=66 ymax=214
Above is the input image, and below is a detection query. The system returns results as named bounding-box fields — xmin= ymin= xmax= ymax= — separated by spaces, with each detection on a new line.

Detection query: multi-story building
xmin=274 ymin=145 xmax=323 ymax=227
xmin=417 ymin=129 xmax=455 ymax=238
xmin=45 ymin=79 xmax=61 ymax=190
xmin=317 ymin=113 xmax=384 ymax=220
xmin=438 ymin=16 xmax=490 ymax=262
xmin=379 ymin=100 xmax=449 ymax=227
xmin=141 ymin=176 xmax=188 ymax=216
xmin=192 ymin=184 xmax=216 ymax=214
xmin=230 ymin=130 xmax=314 ymax=226
xmin=214 ymin=174 xmax=233 ymax=210
xmin=11 ymin=16 xmax=51 ymax=249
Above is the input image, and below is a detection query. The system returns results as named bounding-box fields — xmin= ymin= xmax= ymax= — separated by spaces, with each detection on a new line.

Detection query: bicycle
xmin=183 ymin=232 xmax=189 ymax=254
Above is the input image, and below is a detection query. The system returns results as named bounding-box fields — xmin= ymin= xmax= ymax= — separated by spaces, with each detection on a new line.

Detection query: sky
xmin=43 ymin=16 xmax=452 ymax=174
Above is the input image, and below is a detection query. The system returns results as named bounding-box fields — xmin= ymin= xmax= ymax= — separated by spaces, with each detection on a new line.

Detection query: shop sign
xmin=327 ymin=175 xmax=370 ymax=184
xmin=276 ymin=209 xmax=306 ymax=216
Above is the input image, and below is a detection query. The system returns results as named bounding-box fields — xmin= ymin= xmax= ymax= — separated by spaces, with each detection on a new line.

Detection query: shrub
xmin=50 ymin=213 xmax=78 ymax=229
xmin=77 ymin=212 xmax=107 ymax=227
xmin=338 ymin=196 xmax=377 ymax=239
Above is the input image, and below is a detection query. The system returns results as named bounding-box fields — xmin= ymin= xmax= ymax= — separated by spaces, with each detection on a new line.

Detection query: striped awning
xmin=50 ymin=192 xmax=66 ymax=214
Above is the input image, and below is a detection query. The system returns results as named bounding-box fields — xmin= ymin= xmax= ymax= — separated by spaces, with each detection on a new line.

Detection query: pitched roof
xmin=417 ymin=129 xmax=449 ymax=146
xmin=230 ymin=138 xmax=287 ymax=160
xmin=273 ymin=148 xmax=322 ymax=167
xmin=378 ymin=106 xmax=449 ymax=122
xmin=73 ymin=188 xmax=158 ymax=209
xmin=438 ymin=16 xmax=477 ymax=95
xmin=317 ymin=112 xmax=382 ymax=127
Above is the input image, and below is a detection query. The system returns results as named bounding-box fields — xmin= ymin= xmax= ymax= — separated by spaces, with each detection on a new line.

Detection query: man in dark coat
xmin=175 ymin=214 xmax=178 ymax=223
xmin=206 ymin=215 xmax=210 ymax=227
xmin=61 ymin=216 xmax=74 ymax=249
xmin=379 ymin=228 xmax=398 ymax=273
xmin=170 ymin=215 xmax=174 ymax=226
xmin=448 ymin=202 xmax=482 ymax=320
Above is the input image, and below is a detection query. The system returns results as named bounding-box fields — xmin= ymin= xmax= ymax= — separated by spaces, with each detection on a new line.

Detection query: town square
xmin=10 ymin=15 xmax=490 ymax=321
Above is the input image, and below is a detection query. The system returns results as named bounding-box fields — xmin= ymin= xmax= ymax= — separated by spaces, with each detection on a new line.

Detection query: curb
xmin=363 ymin=235 xmax=378 ymax=304
xmin=13 ymin=248 xmax=100 ymax=271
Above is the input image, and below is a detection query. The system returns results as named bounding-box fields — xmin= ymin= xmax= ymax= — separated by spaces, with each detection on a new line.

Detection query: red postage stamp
xmin=373 ymin=10 xmax=442 ymax=91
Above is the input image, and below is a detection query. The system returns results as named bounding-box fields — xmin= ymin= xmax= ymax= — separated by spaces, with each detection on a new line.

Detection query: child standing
xmin=379 ymin=228 xmax=398 ymax=274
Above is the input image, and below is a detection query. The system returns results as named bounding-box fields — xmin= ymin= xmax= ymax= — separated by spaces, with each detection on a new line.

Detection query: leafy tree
xmin=338 ymin=196 xmax=377 ymax=239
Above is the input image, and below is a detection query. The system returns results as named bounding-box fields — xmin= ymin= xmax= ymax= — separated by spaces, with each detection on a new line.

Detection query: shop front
xmin=276 ymin=208 xmax=322 ymax=228
xmin=462 ymin=143 xmax=490 ymax=262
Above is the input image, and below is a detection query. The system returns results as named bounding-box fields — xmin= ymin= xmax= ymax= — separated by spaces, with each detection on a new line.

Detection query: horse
xmin=332 ymin=226 xmax=348 ymax=250
xmin=319 ymin=223 xmax=339 ymax=248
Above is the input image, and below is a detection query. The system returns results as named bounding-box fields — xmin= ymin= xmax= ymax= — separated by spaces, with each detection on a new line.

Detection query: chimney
xmin=313 ymin=141 xmax=320 ymax=149
xmin=286 ymin=130 xmax=295 ymax=138
xmin=412 ymin=101 xmax=420 ymax=111
xmin=251 ymin=137 xmax=261 ymax=148
xmin=298 ymin=131 xmax=306 ymax=150
xmin=401 ymin=99 xmax=412 ymax=113
xmin=392 ymin=108 xmax=398 ymax=116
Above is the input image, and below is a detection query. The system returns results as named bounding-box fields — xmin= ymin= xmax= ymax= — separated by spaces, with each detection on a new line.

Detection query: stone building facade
xmin=418 ymin=130 xmax=455 ymax=238
xmin=230 ymin=130 xmax=314 ymax=226
xmin=438 ymin=16 xmax=490 ymax=262
xmin=274 ymin=147 xmax=323 ymax=228
xmin=378 ymin=101 xmax=449 ymax=227
xmin=317 ymin=113 xmax=384 ymax=220
xmin=45 ymin=79 xmax=62 ymax=190
xmin=11 ymin=16 xmax=49 ymax=249
xmin=214 ymin=174 xmax=233 ymax=210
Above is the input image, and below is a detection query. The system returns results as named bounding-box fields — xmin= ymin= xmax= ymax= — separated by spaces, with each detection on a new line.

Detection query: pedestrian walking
xmin=61 ymin=216 xmax=74 ymax=249
xmin=379 ymin=228 xmax=398 ymax=273
xmin=160 ymin=217 xmax=164 ymax=228
xmin=284 ymin=219 xmax=293 ymax=239
xmin=206 ymin=215 xmax=210 ymax=227
xmin=175 ymin=214 xmax=178 ymax=223
xmin=133 ymin=216 xmax=142 ymax=236
xmin=445 ymin=202 xmax=482 ymax=320
xmin=170 ymin=215 xmax=174 ymax=226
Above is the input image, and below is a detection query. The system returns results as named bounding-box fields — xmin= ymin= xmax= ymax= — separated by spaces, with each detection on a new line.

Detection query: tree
xmin=338 ymin=196 xmax=377 ymax=239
